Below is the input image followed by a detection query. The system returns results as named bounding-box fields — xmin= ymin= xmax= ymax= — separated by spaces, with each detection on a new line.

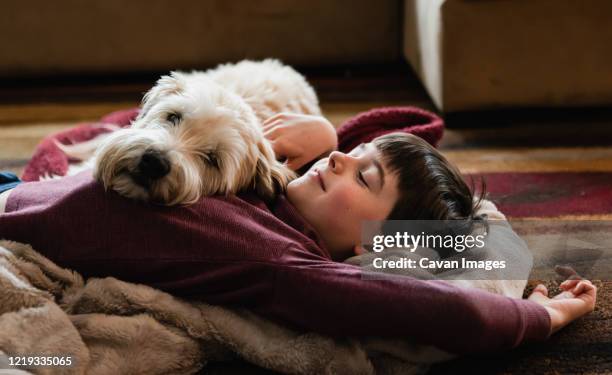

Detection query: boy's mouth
xmin=316 ymin=169 xmax=326 ymax=191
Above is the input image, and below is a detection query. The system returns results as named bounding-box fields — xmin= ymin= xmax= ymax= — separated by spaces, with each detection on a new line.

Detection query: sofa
xmin=3 ymin=0 xmax=612 ymax=112
xmin=0 ymin=0 xmax=400 ymax=76
xmin=403 ymin=0 xmax=612 ymax=111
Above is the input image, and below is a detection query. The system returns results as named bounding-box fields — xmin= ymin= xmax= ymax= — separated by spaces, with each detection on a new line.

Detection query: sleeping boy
xmin=0 ymin=113 xmax=596 ymax=355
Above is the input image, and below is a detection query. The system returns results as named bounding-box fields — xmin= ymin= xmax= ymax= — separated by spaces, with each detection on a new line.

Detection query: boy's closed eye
xmin=352 ymin=144 xmax=384 ymax=192
xmin=358 ymin=170 xmax=369 ymax=188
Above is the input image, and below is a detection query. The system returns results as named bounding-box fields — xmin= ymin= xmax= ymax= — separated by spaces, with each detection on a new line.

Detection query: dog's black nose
xmin=138 ymin=150 xmax=170 ymax=180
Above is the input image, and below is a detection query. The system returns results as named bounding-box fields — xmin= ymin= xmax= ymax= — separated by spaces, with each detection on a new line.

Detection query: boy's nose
xmin=328 ymin=151 xmax=356 ymax=173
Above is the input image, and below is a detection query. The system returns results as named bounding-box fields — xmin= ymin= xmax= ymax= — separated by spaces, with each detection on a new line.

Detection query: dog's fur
xmin=65 ymin=59 xmax=321 ymax=205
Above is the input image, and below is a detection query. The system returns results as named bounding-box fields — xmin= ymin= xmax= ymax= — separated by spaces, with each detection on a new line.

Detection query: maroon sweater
xmin=0 ymin=172 xmax=550 ymax=354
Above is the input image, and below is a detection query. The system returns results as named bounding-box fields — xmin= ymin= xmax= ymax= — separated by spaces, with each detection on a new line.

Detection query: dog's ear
xmin=138 ymin=71 xmax=187 ymax=119
xmin=253 ymin=141 xmax=297 ymax=201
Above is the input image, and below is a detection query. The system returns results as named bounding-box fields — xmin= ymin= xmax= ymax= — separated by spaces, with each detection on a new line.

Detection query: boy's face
xmin=287 ymin=143 xmax=399 ymax=260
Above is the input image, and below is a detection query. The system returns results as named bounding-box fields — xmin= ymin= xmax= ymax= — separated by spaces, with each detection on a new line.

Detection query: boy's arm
xmin=263 ymin=113 xmax=338 ymax=171
xmin=261 ymin=246 xmax=551 ymax=355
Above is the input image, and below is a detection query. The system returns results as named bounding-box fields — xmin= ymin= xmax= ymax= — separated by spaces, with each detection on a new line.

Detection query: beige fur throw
xmin=0 ymin=240 xmax=437 ymax=375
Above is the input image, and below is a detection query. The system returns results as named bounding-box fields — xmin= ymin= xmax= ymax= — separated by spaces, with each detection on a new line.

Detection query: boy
xmin=0 ymin=114 xmax=596 ymax=355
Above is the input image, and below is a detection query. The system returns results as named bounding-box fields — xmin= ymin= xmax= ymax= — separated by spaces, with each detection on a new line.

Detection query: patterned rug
xmin=481 ymin=172 xmax=612 ymax=219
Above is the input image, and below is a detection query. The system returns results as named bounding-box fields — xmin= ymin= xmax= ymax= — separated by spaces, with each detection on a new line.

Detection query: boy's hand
xmin=263 ymin=113 xmax=338 ymax=171
xmin=527 ymin=279 xmax=597 ymax=335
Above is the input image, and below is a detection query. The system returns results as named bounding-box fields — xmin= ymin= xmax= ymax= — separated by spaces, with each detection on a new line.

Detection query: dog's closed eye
xmin=166 ymin=112 xmax=182 ymax=126
xmin=201 ymin=151 xmax=220 ymax=169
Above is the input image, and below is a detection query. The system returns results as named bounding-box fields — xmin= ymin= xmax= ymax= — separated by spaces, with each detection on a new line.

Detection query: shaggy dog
xmin=65 ymin=59 xmax=321 ymax=205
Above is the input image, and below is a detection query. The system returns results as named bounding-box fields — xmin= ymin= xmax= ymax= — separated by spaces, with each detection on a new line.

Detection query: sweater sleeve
xmin=262 ymin=245 xmax=551 ymax=355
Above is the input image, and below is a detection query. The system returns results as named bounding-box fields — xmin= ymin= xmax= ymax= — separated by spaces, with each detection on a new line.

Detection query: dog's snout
xmin=138 ymin=150 xmax=170 ymax=180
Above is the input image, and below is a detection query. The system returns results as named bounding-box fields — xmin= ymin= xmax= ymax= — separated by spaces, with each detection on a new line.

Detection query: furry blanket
xmin=0 ymin=201 xmax=531 ymax=375
xmin=0 ymin=240 xmax=429 ymax=375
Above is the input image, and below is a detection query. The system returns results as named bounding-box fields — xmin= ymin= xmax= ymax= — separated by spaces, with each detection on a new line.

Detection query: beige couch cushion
xmin=403 ymin=0 xmax=612 ymax=112
xmin=1 ymin=0 xmax=400 ymax=77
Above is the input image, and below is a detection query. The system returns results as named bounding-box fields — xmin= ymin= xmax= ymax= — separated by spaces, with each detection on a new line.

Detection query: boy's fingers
xmin=264 ymin=112 xmax=292 ymax=125
xmin=560 ymin=279 xmax=581 ymax=290
xmin=572 ymin=280 xmax=595 ymax=296
xmin=263 ymin=113 xmax=284 ymax=125
xmin=528 ymin=284 xmax=549 ymax=303
xmin=574 ymin=282 xmax=597 ymax=311
xmin=263 ymin=121 xmax=282 ymax=133
xmin=572 ymin=282 xmax=586 ymax=296
xmin=534 ymin=284 xmax=548 ymax=296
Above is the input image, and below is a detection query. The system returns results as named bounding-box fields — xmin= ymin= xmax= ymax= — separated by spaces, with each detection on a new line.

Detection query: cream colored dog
xmin=67 ymin=59 xmax=321 ymax=205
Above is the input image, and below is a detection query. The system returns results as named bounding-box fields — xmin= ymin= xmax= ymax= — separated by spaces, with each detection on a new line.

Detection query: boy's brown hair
xmin=373 ymin=133 xmax=486 ymax=256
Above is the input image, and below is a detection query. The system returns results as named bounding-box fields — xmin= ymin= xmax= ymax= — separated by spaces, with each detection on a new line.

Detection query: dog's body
xmin=205 ymin=60 xmax=321 ymax=122
xmin=63 ymin=59 xmax=321 ymax=205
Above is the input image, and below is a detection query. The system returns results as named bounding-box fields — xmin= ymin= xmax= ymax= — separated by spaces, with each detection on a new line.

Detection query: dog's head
xmin=93 ymin=72 xmax=295 ymax=205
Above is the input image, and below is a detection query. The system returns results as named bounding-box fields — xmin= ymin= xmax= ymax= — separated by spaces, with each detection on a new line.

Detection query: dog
xmin=61 ymin=59 xmax=321 ymax=205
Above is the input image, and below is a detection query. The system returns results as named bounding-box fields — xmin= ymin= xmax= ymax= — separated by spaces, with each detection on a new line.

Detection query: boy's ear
xmin=353 ymin=245 xmax=367 ymax=256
